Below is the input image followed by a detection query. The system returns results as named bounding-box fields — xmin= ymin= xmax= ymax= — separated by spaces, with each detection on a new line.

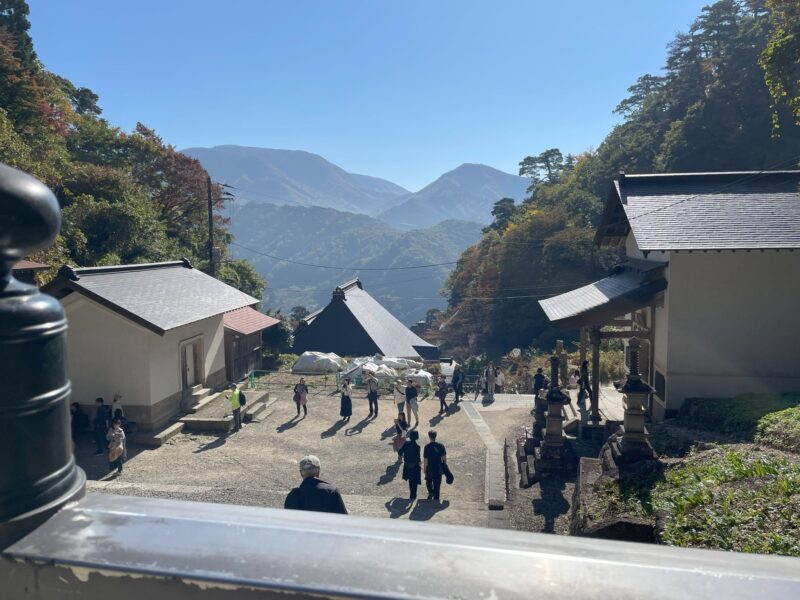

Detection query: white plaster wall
xmin=148 ymin=315 xmax=225 ymax=402
xmin=61 ymin=294 xmax=151 ymax=408
xmin=664 ymin=250 xmax=800 ymax=407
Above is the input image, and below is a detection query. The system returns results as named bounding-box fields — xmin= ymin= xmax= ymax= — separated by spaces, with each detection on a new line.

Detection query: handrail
xmin=3 ymin=493 xmax=800 ymax=599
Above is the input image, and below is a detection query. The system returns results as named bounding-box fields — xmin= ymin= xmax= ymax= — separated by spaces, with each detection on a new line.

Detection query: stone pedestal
xmin=533 ymin=356 xmax=571 ymax=477
xmin=556 ymin=340 xmax=568 ymax=387
xmin=531 ymin=388 xmax=547 ymax=447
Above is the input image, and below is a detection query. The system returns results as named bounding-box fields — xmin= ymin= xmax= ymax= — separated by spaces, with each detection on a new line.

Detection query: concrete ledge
xmin=128 ymin=422 xmax=185 ymax=447
xmin=181 ymin=415 xmax=233 ymax=432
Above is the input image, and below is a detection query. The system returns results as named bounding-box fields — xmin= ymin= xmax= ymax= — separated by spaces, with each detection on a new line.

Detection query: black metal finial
xmin=0 ymin=163 xmax=85 ymax=549
xmin=0 ymin=164 xmax=61 ymax=279
xmin=628 ymin=337 xmax=640 ymax=378
xmin=549 ymin=355 xmax=559 ymax=389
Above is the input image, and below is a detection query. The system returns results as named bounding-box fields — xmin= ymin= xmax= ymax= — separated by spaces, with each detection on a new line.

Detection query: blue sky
xmin=29 ymin=1 xmax=708 ymax=191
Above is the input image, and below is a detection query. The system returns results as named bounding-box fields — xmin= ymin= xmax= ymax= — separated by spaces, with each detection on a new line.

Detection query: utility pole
xmin=207 ymin=175 xmax=215 ymax=277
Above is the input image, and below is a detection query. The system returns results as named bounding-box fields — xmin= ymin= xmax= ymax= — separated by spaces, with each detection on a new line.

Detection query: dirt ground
xmin=76 ymin=376 xmax=490 ymax=526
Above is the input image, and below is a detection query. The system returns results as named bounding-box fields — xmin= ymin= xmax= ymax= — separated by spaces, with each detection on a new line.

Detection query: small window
xmin=655 ymin=370 xmax=666 ymax=400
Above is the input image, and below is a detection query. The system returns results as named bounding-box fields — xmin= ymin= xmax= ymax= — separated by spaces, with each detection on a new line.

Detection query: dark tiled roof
xmin=43 ymin=260 xmax=258 ymax=335
xmin=13 ymin=259 xmax=48 ymax=271
xmin=539 ymin=260 xmax=667 ymax=329
xmin=293 ymin=279 xmax=438 ymax=359
xmin=598 ymin=171 xmax=800 ymax=250
xmin=224 ymin=307 xmax=280 ymax=336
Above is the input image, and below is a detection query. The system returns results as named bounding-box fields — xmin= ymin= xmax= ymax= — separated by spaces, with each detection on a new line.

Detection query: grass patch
xmin=652 ymin=449 xmax=800 ymax=556
xmin=678 ymin=393 xmax=800 ymax=439
xmin=591 ymin=448 xmax=800 ymax=556
xmin=757 ymin=406 xmax=800 ymax=453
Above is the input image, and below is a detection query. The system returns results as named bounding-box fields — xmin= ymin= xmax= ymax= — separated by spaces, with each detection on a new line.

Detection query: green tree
xmin=761 ymin=0 xmax=800 ymax=126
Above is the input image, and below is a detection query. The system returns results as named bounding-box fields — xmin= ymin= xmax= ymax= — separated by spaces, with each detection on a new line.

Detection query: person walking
xmin=533 ymin=367 xmax=546 ymax=397
xmin=106 ymin=418 xmax=126 ymax=475
xmin=496 ymin=368 xmax=505 ymax=393
xmin=92 ymin=397 xmax=111 ymax=455
xmin=424 ymin=430 xmax=447 ymax=502
xmin=484 ymin=362 xmax=497 ymax=402
xmin=70 ymin=402 xmax=89 ymax=443
xmin=436 ymin=376 xmax=449 ymax=414
xmin=404 ymin=378 xmax=420 ymax=427
xmin=452 ymin=366 xmax=465 ymax=404
xmin=580 ymin=360 xmax=593 ymax=407
xmin=475 ymin=373 xmax=485 ymax=400
xmin=228 ymin=384 xmax=243 ymax=432
xmin=401 ymin=430 xmax=422 ymax=500
xmin=365 ymin=370 xmax=379 ymax=418
xmin=393 ymin=379 xmax=406 ymax=415
xmin=294 ymin=377 xmax=309 ymax=417
xmin=393 ymin=411 xmax=410 ymax=457
xmin=340 ymin=376 xmax=353 ymax=421
xmin=284 ymin=455 xmax=348 ymax=514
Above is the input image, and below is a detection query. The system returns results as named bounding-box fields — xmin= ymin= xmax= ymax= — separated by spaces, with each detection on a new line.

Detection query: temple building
xmin=293 ymin=278 xmax=439 ymax=360
xmin=540 ymin=171 xmax=800 ymax=420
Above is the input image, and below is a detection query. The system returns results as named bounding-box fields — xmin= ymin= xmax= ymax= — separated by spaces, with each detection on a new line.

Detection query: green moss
xmin=757 ymin=406 xmax=800 ymax=453
xmin=678 ymin=393 xmax=800 ymax=438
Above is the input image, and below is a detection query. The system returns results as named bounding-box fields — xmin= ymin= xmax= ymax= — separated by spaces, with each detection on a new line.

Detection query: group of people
xmin=284 ymin=427 xmax=451 ymax=515
xmin=70 ymin=396 xmax=127 ymax=474
xmin=475 ymin=361 xmax=504 ymax=402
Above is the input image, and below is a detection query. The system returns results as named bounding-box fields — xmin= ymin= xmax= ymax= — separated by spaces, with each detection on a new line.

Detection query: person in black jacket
xmin=284 ymin=455 xmax=347 ymax=514
xmin=92 ymin=397 xmax=112 ymax=455
xmin=423 ymin=430 xmax=447 ymax=502
xmin=401 ymin=430 xmax=422 ymax=500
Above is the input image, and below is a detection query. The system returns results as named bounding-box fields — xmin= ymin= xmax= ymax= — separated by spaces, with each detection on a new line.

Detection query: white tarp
xmin=345 ymin=360 xmax=398 ymax=379
xmin=346 ymin=355 xmax=422 ymax=374
xmin=404 ymin=368 xmax=434 ymax=386
xmin=292 ymin=351 xmax=346 ymax=374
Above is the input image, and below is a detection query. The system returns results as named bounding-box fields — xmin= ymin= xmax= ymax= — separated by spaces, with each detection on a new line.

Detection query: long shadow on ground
xmin=345 ymin=416 xmax=373 ymax=436
xmin=378 ymin=458 xmax=402 ymax=485
xmin=276 ymin=416 xmax=304 ymax=433
xmin=320 ymin=419 xmax=348 ymax=439
xmin=410 ymin=499 xmax=450 ymax=521
xmin=532 ymin=477 xmax=570 ymax=533
xmin=385 ymin=497 xmax=413 ymax=519
xmin=194 ymin=435 xmax=227 ymax=453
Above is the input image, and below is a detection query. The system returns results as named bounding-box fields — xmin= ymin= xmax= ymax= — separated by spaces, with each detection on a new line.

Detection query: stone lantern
xmin=614 ymin=337 xmax=656 ymax=463
xmin=533 ymin=355 xmax=571 ymax=474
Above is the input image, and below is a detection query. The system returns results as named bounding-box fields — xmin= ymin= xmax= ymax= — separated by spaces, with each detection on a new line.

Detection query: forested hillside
xmin=437 ymin=0 xmax=800 ymax=358
xmin=0 ymin=1 xmax=263 ymax=298
xmin=230 ymin=202 xmax=483 ymax=323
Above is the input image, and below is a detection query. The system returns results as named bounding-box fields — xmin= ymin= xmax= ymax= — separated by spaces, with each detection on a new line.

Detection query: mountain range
xmin=182 ymin=145 xmax=529 ymax=226
xmin=228 ymin=202 xmax=483 ymax=323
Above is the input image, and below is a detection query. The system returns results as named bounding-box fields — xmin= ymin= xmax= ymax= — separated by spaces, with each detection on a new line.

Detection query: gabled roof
xmin=294 ymin=279 xmax=438 ymax=360
xmin=539 ymin=259 xmax=667 ymax=329
xmin=595 ymin=170 xmax=800 ymax=251
xmin=43 ymin=259 xmax=258 ymax=335
xmin=13 ymin=259 xmax=48 ymax=271
xmin=224 ymin=307 xmax=280 ymax=336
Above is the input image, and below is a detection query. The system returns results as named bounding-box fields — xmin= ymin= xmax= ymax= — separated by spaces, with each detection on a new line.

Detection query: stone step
xmin=243 ymin=401 xmax=266 ymax=423
xmin=128 ymin=422 xmax=184 ymax=447
xmin=180 ymin=414 xmax=233 ymax=432
xmin=189 ymin=391 xmax=220 ymax=414
xmin=190 ymin=383 xmax=203 ymax=394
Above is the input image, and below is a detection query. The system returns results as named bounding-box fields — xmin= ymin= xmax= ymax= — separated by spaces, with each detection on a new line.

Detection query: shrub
xmin=678 ymin=393 xmax=799 ymax=438
xmin=756 ymin=406 xmax=800 ymax=454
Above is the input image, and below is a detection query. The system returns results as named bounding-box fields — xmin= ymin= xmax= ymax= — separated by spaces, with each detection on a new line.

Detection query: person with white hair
xmin=284 ymin=455 xmax=348 ymax=514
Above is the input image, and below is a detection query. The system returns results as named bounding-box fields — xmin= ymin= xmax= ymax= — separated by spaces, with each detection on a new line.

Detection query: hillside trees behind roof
xmin=438 ymin=0 xmax=800 ymax=359
xmin=0 ymin=0 xmax=264 ymax=299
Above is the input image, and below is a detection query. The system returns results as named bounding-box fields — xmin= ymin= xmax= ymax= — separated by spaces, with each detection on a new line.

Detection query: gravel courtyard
xmin=77 ymin=380 xmax=494 ymax=526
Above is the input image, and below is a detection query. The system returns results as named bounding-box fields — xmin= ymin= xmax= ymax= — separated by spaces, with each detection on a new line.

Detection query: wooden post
xmin=579 ymin=327 xmax=587 ymax=365
xmin=590 ymin=327 xmax=601 ymax=422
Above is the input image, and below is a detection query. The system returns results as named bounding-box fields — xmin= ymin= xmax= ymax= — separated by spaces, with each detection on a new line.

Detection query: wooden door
xmin=184 ymin=343 xmax=197 ymax=387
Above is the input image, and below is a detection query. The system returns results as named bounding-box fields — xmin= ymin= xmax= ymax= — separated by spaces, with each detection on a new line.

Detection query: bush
xmin=678 ymin=393 xmax=799 ymax=438
xmin=756 ymin=406 xmax=800 ymax=453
